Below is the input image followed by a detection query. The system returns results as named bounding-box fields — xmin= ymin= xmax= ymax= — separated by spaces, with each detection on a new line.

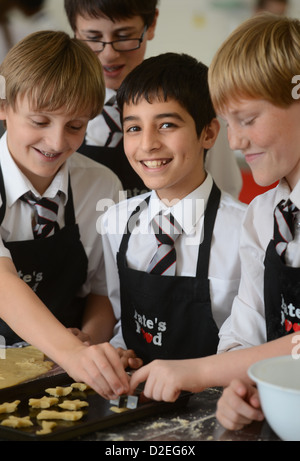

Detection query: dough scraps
xmin=0 ymin=346 xmax=53 ymax=389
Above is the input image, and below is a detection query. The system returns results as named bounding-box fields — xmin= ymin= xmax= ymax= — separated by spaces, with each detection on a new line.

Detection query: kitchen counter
xmin=76 ymin=387 xmax=280 ymax=442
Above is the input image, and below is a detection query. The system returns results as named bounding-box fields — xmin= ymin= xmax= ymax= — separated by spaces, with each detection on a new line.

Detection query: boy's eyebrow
xmin=123 ymin=113 xmax=185 ymax=123
xmin=79 ymin=26 xmax=138 ymax=35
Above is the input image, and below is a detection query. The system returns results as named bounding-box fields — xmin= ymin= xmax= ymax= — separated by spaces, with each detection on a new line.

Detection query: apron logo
xmin=18 ymin=270 xmax=43 ymax=293
xmin=134 ymin=310 xmax=166 ymax=347
xmin=281 ymin=295 xmax=300 ymax=333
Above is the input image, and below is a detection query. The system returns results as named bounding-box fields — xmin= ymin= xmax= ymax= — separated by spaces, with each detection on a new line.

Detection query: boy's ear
xmin=202 ymin=118 xmax=220 ymax=150
xmin=147 ymin=9 xmax=159 ymax=41
xmin=0 ymin=101 xmax=7 ymax=120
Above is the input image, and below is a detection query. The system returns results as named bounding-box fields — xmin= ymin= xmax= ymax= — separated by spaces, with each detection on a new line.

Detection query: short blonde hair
xmin=208 ymin=13 xmax=300 ymax=113
xmin=0 ymin=30 xmax=105 ymax=119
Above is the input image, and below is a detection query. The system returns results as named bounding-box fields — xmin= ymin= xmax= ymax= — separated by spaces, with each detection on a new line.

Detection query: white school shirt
xmin=0 ymin=132 xmax=124 ymax=297
xmin=100 ymin=174 xmax=246 ymax=349
xmin=218 ymin=178 xmax=300 ymax=353
xmin=85 ymin=88 xmax=242 ymax=199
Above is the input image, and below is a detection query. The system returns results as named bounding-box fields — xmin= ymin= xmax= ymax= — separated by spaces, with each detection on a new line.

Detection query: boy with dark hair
xmin=100 ymin=52 xmax=245 ymax=368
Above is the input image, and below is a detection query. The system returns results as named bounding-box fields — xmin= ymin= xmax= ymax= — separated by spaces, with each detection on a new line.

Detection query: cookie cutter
xmin=109 ymin=394 xmax=139 ymax=409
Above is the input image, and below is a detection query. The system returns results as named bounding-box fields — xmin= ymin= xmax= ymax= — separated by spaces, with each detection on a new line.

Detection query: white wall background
xmin=44 ymin=0 xmax=300 ymax=66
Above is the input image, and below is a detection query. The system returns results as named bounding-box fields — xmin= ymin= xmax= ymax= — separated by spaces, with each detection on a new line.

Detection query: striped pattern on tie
xmin=274 ymin=199 xmax=299 ymax=259
xmin=103 ymin=95 xmax=122 ymax=148
xmin=147 ymin=212 xmax=182 ymax=276
xmin=22 ymin=193 xmax=60 ymax=239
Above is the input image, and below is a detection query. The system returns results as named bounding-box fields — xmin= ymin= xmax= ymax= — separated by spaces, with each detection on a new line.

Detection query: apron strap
xmin=0 ymin=166 xmax=6 ymax=225
xmin=196 ymin=182 xmax=221 ymax=279
xmin=119 ymin=195 xmax=150 ymax=255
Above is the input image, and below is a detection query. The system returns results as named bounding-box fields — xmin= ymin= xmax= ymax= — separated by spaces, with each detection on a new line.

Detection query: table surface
xmin=76 ymin=387 xmax=280 ymax=442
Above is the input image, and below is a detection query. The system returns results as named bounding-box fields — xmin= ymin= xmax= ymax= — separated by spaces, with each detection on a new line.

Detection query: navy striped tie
xmin=22 ymin=193 xmax=60 ymax=239
xmin=274 ymin=199 xmax=299 ymax=260
xmin=147 ymin=212 xmax=182 ymax=276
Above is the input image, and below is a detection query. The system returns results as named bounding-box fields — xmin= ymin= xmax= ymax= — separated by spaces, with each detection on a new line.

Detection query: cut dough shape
xmin=1 ymin=416 xmax=33 ymax=428
xmin=0 ymin=400 xmax=20 ymax=414
xmin=45 ymin=386 xmax=73 ymax=397
xmin=58 ymin=399 xmax=89 ymax=410
xmin=36 ymin=421 xmax=57 ymax=435
xmin=29 ymin=396 xmax=59 ymax=409
xmin=37 ymin=410 xmax=83 ymax=421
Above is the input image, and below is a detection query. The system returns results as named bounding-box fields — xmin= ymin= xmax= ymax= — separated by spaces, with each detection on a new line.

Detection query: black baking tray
xmin=0 ymin=373 xmax=190 ymax=441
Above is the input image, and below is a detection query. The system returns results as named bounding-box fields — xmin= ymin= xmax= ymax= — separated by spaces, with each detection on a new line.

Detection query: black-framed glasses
xmin=79 ymin=26 xmax=147 ymax=54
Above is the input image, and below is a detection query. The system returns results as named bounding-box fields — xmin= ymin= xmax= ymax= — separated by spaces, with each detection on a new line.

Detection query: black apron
xmin=117 ymin=182 xmax=221 ymax=364
xmin=264 ymin=240 xmax=300 ymax=341
xmin=0 ymin=169 xmax=88 ymax=345
xmin=78 ymin=110 xmax=148 ymax=198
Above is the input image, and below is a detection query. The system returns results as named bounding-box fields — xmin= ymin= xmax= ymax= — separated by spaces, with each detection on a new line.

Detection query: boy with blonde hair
xmin=127 ymin=14 xmax=300 ymax=427
xmin=0 ymin=30 xmax=134 ymax=396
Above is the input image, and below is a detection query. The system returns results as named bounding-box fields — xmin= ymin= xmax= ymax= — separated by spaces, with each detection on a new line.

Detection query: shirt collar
xmin=274 ymin=178 xmax=300 ymax=210
xmin=147 ymin=174 xmax=214 ymax=235
xmin=0 ymin=132 xmax=68 ymax=207
xmin=105 ymin=88 xmax=117 ymax=105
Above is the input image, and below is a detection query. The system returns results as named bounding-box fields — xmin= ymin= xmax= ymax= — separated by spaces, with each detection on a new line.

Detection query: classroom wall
xmin=45 ymin=0 xmax=300 ymax=66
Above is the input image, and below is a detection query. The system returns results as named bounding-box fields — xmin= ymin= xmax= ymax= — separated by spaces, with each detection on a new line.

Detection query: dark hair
xmin=117 ymin=52 xmax=216 ymax=138
xmin=65 ymin=0 xmax=159 ymax=31
xmin=256 ymin=0 xmax=288 ymax=8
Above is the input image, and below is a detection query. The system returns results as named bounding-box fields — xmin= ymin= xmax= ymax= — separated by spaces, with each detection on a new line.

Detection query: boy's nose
xmin=47 ymin=127 xmax=67 ymax=152
xmin=100 ymin=43 xmax=121 ymax=60
xmin=228 ymin=129 xmax=249 ymax=151
xmin=141 ymin=129 xmax=161 ymax=153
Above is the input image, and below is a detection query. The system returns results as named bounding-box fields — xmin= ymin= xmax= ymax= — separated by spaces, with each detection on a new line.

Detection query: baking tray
xmin=0 ymin=373 xmax=190 ymax=441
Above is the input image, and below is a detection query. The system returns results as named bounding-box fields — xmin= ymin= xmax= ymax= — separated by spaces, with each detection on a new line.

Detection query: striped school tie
xmin=274 ymin=199 xmax=299 ymax=260
xmin=103 ymin=95 xmax=122 ymax=148
xmin=22 ymin=192 xmax=60 ymax=239
xmin=147 ymin=212 xmax=182 ymax=276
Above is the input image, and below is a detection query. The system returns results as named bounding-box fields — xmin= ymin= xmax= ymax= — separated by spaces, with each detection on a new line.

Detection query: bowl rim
xmin=248 ymin=355 xmax=300 ymax=394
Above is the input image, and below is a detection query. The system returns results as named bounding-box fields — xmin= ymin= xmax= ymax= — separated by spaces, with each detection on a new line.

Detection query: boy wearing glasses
xmin=64 ymin=0 xmax=158 ymax=198
xmin=64 ymin=0 xmax=242 ymax=199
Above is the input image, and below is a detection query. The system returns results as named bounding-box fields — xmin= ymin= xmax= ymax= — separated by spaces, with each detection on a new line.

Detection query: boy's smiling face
xmin=122 ymin=98 xmax=218 ymax=202
xmin=221 ymin=98 xmax=300 ymax=190
xmin=75 ymin=14 xmax=157 ymax=90
xmin=0 ymin=96 xmax=90 ymax=194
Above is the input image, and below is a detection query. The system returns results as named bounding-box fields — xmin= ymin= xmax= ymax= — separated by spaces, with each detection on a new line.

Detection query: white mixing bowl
xmin=248 ymin=355 xmax=300 ymax=441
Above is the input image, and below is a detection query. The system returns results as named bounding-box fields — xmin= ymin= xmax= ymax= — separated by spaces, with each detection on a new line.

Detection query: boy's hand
xmin=116 ymin=347 xmax=143 ymax=370
xmin=61 ymin=342 xmax=130 ymax=400
xmin=129 ymin=360 xmax=188 ymax=402
xmin=216 ymin=379 xmax=264 ymax=431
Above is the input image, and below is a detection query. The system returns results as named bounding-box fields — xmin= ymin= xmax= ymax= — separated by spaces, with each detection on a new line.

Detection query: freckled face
xmin=221 ymin=98 xmax=300 ymax=189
